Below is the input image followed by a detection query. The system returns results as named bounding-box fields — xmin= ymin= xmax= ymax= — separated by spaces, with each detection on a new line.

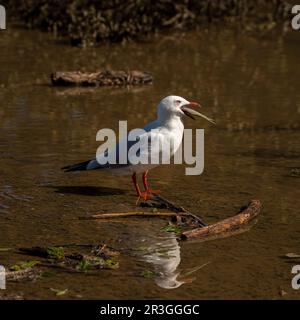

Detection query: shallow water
xmin=0 ymin=26 xmax=300 ymax=299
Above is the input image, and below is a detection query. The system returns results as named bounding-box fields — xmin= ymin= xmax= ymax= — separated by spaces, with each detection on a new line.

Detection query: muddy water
xmin=0 ymin=26 xmax=300 ymax=299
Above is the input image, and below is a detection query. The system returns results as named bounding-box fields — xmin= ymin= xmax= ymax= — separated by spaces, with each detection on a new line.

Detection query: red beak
xmin=186 ymin=101 xmax=202 ymax=108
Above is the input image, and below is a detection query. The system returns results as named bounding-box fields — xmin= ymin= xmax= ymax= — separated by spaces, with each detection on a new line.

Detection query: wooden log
xmin=182 ymin=221 xmax=256 ymax=243
xmin=51 ymin=70 xmax=153 ymax=86
xmin=181 ymin=200 xmax=261 ymax=240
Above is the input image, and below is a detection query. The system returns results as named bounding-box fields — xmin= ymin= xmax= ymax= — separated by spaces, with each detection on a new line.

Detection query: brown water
xmin=0 ymin=26 xmax=300 ymax=300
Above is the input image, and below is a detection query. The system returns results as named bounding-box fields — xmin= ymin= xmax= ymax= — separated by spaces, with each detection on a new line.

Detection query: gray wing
xmin=63 ymin=120 xmax=164 ymax=171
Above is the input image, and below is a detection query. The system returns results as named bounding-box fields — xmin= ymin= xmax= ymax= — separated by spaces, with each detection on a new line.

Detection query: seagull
xmin=62 ymin=95 xmax=215 ymax=201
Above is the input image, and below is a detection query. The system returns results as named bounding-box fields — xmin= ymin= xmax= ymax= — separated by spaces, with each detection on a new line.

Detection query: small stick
xmin=80 ymin=211 xmax=180 ymax=220
xmin=88 ymin=219 xmax=144 ymax=223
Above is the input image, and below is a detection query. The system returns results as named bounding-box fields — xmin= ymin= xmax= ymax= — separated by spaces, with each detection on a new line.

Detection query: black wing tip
xmin=61 ymin=160 xmax=91 ymax=172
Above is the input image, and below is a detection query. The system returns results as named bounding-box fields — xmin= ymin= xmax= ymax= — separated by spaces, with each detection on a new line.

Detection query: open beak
xmin=181 ymin=101 xmax=216 ymax=124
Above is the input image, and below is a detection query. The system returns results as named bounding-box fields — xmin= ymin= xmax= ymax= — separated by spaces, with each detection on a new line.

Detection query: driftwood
xmin=181 ymin=200 xmax=261 ymax=240
xmin=181 ymin=222 xmax=257 ymax=243
xmin=83 ymin=192 xmax=261 ymax=241
xmin=51 ymin=70 xmax=153 ymax=87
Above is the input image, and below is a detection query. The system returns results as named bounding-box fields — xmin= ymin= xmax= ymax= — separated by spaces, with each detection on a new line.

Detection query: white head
xmin=157 ymin=95 xmax=215 ymax=124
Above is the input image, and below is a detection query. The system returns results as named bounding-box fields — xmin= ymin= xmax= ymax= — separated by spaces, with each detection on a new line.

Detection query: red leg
xmin=132 ymin=172 xmax=141 ymax=197
xmin=132 ymin=173 xmax=149 ymax=202
xmin=142 ymin=171 xmax=160 ymax=194
xmin=142 ymin=170 xmax=149 ymax=190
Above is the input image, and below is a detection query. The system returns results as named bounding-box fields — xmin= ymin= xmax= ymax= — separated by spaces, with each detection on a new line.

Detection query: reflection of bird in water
xmin=137 ymin=233 xmax=210 ymax=290
xmin=141 ymin=234 xmax=185 ymax=289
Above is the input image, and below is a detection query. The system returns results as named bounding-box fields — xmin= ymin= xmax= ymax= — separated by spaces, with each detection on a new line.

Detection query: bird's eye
xmin=175 ymin=100 xmax=181 ymax=106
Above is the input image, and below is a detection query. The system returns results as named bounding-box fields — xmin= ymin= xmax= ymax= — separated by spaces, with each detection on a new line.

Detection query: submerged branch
xmin=150 ymin=193 xmax=206 ymax=227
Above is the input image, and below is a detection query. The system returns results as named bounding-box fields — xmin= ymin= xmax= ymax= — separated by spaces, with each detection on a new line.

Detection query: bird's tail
xmin=61 ymin=160 xmax=91 ymax=172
